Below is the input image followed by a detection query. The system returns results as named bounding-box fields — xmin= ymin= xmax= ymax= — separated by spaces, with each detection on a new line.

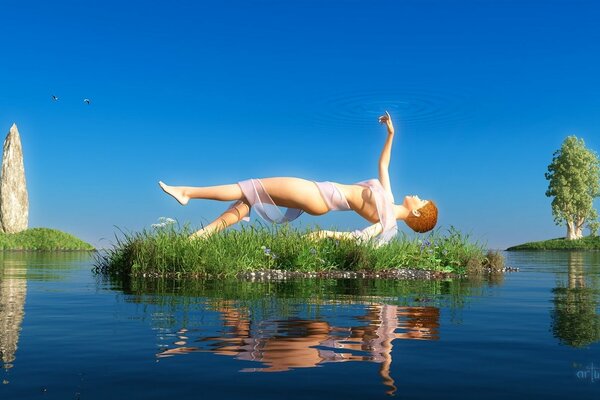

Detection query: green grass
xmin=95 ymin=224 xmax=499 ymax=278
xmin=507 ymin=236 xmax=600 ymax=251
xmin=0 ymin=228 xmax=95 ymax=251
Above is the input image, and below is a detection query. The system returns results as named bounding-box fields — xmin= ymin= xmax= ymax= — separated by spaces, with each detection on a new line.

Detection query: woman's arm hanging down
xmin=305 ymin=222 xmax=384 ymax=242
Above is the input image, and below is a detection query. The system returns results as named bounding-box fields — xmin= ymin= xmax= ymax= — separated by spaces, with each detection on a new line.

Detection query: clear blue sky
xmin=1 ymin=0 xmax=598 ymax=250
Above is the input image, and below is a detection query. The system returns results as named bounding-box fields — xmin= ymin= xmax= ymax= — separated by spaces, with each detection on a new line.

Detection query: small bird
xmin=51 ymin=95 xmax=59 ymax=101
xmin=83 ymin=98 xmax=91 ymax=105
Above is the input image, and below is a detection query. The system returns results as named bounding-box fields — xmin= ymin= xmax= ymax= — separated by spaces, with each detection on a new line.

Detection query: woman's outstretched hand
xmin=304 ymin=231 xmax=325 ymax=241
xmin=378 ymin=111 xmax=394 ymax=135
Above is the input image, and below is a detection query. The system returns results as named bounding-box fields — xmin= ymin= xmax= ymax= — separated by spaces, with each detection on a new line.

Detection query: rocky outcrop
xmin=0 ymin=124 xmax=29 ymax=233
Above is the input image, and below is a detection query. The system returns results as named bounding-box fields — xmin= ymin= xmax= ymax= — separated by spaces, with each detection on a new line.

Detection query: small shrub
xmin=483 ymin=250 xmax=505 ymax=271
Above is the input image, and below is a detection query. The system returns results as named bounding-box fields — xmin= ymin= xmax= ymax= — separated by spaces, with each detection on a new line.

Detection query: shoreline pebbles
xmin=136 ymin=266 xmax=519 ymax=280
xmin=237 ymin=266 xmax=519 ymax=281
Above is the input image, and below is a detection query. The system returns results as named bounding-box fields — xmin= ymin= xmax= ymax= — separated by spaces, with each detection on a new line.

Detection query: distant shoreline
xmin=0 ymin=228 xmax=95 ymax=251
xmin=506 ymin=236 xmax=600 ymax=251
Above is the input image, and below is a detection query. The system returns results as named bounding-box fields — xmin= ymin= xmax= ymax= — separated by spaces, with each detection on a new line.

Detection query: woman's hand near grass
xmin=305 ymin=230 xmax=355 ymax=241
xmin=304 ymin=231 xmax=327 ymax=241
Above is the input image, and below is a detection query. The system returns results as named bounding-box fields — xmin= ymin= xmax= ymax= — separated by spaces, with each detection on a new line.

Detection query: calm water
xmin=1 ymin=251 xmax=599 ymax=399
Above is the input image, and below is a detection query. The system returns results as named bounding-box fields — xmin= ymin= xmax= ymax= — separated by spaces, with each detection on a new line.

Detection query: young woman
xmin=159 ymin=112 xmax=437 ymax=244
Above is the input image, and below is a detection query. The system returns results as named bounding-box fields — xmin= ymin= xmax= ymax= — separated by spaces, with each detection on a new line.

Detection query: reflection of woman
xmin=159 ymin=112 xmax=438 ymax=244
xmin=158 ymin=302 xmax=440 ymax=395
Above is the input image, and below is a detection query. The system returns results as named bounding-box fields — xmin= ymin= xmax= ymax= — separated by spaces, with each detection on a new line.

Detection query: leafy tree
xmin=545 ymin=136 xmax=600 ymax=240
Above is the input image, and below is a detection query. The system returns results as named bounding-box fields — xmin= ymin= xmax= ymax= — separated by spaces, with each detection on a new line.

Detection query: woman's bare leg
xmin=259 ymin=177 xmax=330 ymax=215
xmin=190 ymin=200 xmax=250 ymax=239
xmin=159 ymin=181 xmax=244 ymax=206
xmin=159 ymin=178 xmax=331 ymax=214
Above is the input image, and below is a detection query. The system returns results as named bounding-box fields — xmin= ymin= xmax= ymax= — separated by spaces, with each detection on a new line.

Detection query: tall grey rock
xmin=0 ymin=124 xmax=29 ymax=233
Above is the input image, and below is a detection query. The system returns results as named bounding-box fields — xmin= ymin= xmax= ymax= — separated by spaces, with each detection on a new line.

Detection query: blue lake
xmin=1 ymin=251 xmax=599 ymax=399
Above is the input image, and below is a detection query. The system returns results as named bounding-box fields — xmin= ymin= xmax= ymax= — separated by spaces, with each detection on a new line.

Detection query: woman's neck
xmin=394 ymin=204 xmax=410 ymax=220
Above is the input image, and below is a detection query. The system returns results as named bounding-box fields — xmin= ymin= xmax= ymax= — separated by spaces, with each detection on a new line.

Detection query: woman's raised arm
xmin=378 ymin=111 xmax=395 ymax=199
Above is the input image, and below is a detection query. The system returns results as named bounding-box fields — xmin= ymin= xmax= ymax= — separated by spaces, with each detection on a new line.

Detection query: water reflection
xmin=156 ymin=302 xmax=439 ymax=395
xmin=0 ymin=255 xmax=27 ymax=378
xmin=551 ymin=252 xmax=600 ymax=347
xmin=0 ymin=251 xmax=91 ymax=384
xmin=110 ymin=276 xmax=501 ymax=396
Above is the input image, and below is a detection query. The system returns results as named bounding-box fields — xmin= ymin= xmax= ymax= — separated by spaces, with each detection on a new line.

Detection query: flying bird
xmin=51 ymin=95 xmax=59 ymax=101
xmin=83 ymin=98 xmax=91 ymax=105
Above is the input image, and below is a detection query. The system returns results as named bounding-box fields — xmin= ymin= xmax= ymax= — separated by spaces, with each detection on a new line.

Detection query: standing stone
xmin=0 ymin=124 xmax=29 ymax=233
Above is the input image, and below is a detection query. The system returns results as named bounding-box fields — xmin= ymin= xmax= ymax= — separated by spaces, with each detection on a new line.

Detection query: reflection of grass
xmin=0 ymin=251 xmax=95 ymax=281
xmin=108 ymin=273 xmax=502 ymax=324
xmin=0 ymin=228 xmax=94 ymax=251
xmin=96 ymin=224 xmax=494 ymax=277
xmin=507 ymin=236 xmax=600 ymax=250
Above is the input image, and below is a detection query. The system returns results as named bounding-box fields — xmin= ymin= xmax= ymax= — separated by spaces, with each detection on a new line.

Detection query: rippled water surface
xmin=310 ymin=88 xmax=472 ymax=129
xmin=1 ymin=251 xmax=599 ymax=399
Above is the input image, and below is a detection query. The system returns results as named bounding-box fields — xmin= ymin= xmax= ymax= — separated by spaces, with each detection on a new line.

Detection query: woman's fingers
xmin=379 ymin=111 xmax=391 ymax=121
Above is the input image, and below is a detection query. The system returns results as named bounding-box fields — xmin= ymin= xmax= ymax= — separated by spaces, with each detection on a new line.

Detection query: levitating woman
xmin=159 ymin=112 xmax=437 ymax=245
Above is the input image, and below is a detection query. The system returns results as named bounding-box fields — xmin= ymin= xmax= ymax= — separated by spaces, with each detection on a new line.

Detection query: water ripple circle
xmin=311 ymin=89 xmax=472 ymax=129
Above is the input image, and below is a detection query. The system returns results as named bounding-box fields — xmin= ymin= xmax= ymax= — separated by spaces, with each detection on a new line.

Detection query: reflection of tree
xmin=551 ymin=252 xmax=600 ymax=347
xmin=157 ymin=302 xmax=440 ymax=396
xmin=0 ymin=258 xmax=27 ymax=373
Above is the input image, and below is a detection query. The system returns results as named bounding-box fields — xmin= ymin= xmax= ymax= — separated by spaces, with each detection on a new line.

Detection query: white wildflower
xmin=152 ymin=217 xmax=177 ymax=229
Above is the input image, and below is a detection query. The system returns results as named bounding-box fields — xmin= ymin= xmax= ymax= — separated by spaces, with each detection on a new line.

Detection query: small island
xmin=508 ymin=136 xmax=600 ymax=251
xmin=95 ymin=224 xmax=505 ymax=278
xmin=0 ymin=228 xmax=95 ymax=251
xmin=0 ymin=125 xmax=93 ymax=252
xmin=507 ymin=236 xmax=600 ymax=251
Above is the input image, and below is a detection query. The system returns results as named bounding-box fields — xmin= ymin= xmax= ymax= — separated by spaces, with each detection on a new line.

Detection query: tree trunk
xmin=566 ymin=219 xmax=584 ymax=240
xmin=575 ymin=216 xmax=586 ymax=239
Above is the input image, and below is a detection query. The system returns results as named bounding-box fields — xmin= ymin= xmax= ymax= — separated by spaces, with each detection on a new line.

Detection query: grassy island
xmin=507 ymin=236 xmax=600 ymax=251
xmin=0 ymin=227 xmax=95 ymax=251
xmin=95 ymin=225 xmax=503 ymax=278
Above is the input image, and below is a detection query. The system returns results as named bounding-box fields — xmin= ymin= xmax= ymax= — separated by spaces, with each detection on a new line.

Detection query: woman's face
xmin=403 ymin=195 xmax=428 ymax=212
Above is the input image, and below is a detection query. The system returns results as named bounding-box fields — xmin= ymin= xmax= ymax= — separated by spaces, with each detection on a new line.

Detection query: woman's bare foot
xmin=189 ymin=228 xmax=213 ymax=240
xmin=159 ymin=181 xmax=189 ymax=206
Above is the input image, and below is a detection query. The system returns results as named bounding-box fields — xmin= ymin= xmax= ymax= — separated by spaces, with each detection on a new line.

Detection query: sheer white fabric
xmin=351 ymin=179 xmax=398 ymax=246
xmin=236 ymin=178 xmax=397 ymax=245
xmin=236 ymin=179 xmax=303 ymax=224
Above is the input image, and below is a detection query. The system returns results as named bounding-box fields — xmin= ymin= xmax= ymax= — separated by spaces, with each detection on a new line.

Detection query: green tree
xmin=545 ymin=136 xmax=600 ymax=240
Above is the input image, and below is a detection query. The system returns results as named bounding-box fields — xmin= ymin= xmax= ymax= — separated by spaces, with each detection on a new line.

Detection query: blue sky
xmin=1 ymin=0 xmax=598 ymax=249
